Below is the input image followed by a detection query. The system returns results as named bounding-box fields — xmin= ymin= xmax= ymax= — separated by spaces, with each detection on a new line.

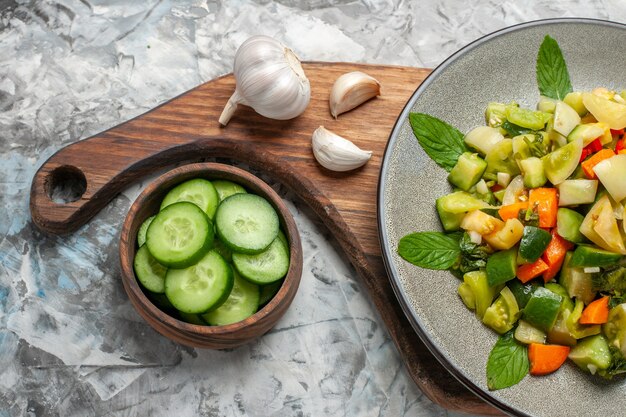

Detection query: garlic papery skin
xmin=329 ymin=71 xmax=381 ymax=119
xmin=311 ymin=126 xmax=372 ymax=172
xmin=219 ymin=35 xmax=311 ymax=126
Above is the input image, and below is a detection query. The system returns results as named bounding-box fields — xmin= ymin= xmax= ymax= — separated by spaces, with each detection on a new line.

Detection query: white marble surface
xmin=1 ymin=1 xmax=625 ymax=416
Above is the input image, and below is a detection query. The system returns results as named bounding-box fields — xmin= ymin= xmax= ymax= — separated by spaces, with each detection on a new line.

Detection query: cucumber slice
xmin=201 ymin=271 xmax=260 ymax=326
xmin=519 ymin=157 xmax=547 ymax=188
xmin=515 ymin=319 xmax=546 ymax=344
xmin=133 ymin=245 xmax=168 ymax=293
xmin=556 ymin=180 xmax=598 ymax=206
xmin=437 ymin=191 xmax=489 ymax=214
xmin=146 ymin=202 xmax=213 ymax=268
xmin=563 ymin=92 xmax=588 ymax=117
xmin=507 ymin=280 xmax=537 ymax=309
xmin=537 ymin=97 xmax=557 ymax=114
xmin=485 ymin=102 xmax=508 ymax=128
xmin=568 ymin=334 xmax=611 ymax=374
xmin=137 ymin=215 xmax=156 ymax=247
xmin=519 ymin=226 xmax=552 ymax=263
xmin=559 ymin=252 xmax=596 ymax=304
xmin=212 ymin=180 xmax=247 ymax=202
xmin=556 ymin=208 xmax=586 ymax=243
xmin=165 ymin=250 xmax=234 ymax=314
xmin=553 ymin=101 xmax=581 ymax=136
xmin=215 ymin=193 xmax=279 ymax=254
xmin=506 ymin=106 xmax=551 ymax=130
xmin=569 ymin=245 xmax=623 ymax=268
xmin=233 ymin=237 xmax=289 ymax=285
xmin=161 ymin=178 xmax=219 ymax=220
xmin=464 ymin=125 xmax=504 ymax=155
xmin=522 ymin=287 xmax=562 ymax=332
xmin=447 ymin=152 xmax=487 ymax=191
xmin=486 ymin=248 xmax=517 ymax=286
xmin=567 ymin=123 xmax=605 ymax=146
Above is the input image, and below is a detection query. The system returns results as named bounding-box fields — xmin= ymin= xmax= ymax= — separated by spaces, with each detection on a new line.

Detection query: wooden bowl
xmin=119 ymin=163 xmax=303 ymax=349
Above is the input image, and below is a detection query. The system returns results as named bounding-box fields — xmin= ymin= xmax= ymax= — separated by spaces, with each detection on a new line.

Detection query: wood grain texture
xmin=30 ymin=62 xmax=502 ymax=416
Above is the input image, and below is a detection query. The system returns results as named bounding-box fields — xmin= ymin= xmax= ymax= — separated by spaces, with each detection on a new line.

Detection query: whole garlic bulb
xmin=219 ymin=35 xmax=311 ymax=125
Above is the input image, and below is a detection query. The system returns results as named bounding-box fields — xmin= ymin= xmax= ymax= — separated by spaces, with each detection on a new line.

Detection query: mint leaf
xmin=536 ymin=35 xmax=573 ymax=100
xmin=486 ymin=331 xmax=529 ymax=390
xmin=409 ymin=113 xmax=467 ymax=172
xmin=398 ymin=232 xmax=461 ymax=270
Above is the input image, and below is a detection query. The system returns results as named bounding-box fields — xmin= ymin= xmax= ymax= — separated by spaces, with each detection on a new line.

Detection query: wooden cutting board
xmin=30 ymin=62 xmax=502 ymax=416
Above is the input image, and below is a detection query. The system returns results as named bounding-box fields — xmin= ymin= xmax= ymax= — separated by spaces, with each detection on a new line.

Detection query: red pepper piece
xmin=587 ymin=138 xmax=603 ymax=153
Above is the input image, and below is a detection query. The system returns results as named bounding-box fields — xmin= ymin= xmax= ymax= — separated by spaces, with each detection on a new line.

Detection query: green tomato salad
xmin=398 ymin=35 xmax=626 ymax=390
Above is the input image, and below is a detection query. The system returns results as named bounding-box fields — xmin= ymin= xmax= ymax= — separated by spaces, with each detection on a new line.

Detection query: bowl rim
xmin=377 ymin=17 xmax=626 ymax=416
xmin=119 ymin=162 xmax=302 ymax=340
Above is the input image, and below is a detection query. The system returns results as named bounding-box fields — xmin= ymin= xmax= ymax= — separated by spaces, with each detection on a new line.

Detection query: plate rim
xmin=377 ymin=17 xmax=626 ymax=416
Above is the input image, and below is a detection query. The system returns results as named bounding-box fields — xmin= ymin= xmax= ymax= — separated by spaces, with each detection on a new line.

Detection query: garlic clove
xmin=329 ymin=71 xmax=381 ymax=119
xmin=311 ymin=126 xmax=372 ymax=172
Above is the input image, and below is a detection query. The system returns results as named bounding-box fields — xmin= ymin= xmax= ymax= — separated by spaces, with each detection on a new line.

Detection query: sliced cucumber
xmin=505 ymin=106 xmax=551 ymax=130
xmin=202 ymin=271 xmax=260 ymax=326
xmin=563 ymin=91 xmax=588 ymax=116
xmin=567 ymin=123 xmax=605 ymax=146
xmin=464 ymin=125 xmax=504 ymax=155
xmin=137 ymin=215 xmax=156 ymax=247
xmin=215 ymin=193 xmax=279 ymax=254
xmin=556 ymin=208 xmax=586 ymax=243
xmin=161 ymin=178 xmax=219 ymax=220
xmin=146 ymin=202 xmax=213 ymax=268
xmin=553 ymin=101 xmax=581 ymax=137
xmin=556 ymin=180 xmax=598 ymax=206
xmin=447 ymin=152 xmax=487 ymax=191
xmin=165 ymin=250 xmax=234 ymax=314
xmin=212 ymin=180 xmax=247 ymax=202
xmin=519 ymin=157 xmax=547 ymax=188
xmin=134 ymin=245 xmax=168 ymax=293
xmin=233 ymin=237 xmax=289 ymax=285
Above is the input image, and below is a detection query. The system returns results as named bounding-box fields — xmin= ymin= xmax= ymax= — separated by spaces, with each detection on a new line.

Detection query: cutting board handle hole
xmin=46 ymin=165 xmax=87 ymax=204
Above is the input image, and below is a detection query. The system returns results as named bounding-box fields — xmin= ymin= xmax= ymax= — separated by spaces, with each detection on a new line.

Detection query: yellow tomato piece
xmin=580 ymin=195 xmax=626 ymax=254
xmin=582 ymin=92 xmax=626 ymax=130
xmin=483 ymin=218 xmax=524 ymax=250
xmin=460 ymin=210 xmax=504 ymax=236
